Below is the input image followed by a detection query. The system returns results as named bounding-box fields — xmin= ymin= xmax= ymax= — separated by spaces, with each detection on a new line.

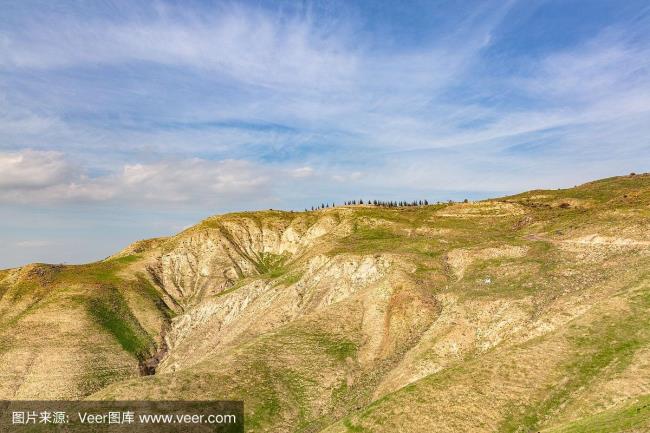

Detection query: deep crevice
xmin=139 ymin=331 xmax=169 ymax=376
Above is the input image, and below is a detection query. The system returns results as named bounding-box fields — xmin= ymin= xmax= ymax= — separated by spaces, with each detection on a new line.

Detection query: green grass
xmin=257 ymin=252 xmax=289 ymax=278
xmin=36 ymin=255 xmax=161 ymax=360
xmin=0 ymin=297 xmax=44 ymax=331
xmin=244 ymin=359 xmax=283 ymax=430
xmin=456 ymin=241 xmax=558 ymax=300
xmin=544 ymin=395 xmax=650 ymax=433
xmin=279 ymin=330 xmax=360 ymax=362
xmin=54 ymin=255 xmax=141 ymax=286
xmin=323 ymin=337 xmax=357 ymax=361
xmin=499 ymin=275 xmax=650 ymax=433
xmin=276 ymin=270 xmax=304 ymax=287
xmin=331 ymin=223 xmax=410 ymax=256
xmin=6 ymin=280 xmax=41 ymax=302
xmin=353 ymin=224 xmax=411 ymax=249
xmin=234 ymin=325 xmax=362 ymax=430
xmin=132 ymin=273 xmax=175 ymax=320
xmin=343 ymin=418 xmax=367 ymax=432
xmin=509 ymin=174 xmax=650 ymax=204
xmin=87 ymin=285 xmax=155 ymax=361
xmin=2 ymin=264 xmax=62 ymax=303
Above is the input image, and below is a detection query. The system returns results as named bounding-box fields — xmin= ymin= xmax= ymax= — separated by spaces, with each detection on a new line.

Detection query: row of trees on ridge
xmin=305 ymin=199 xmax=433 ymax=211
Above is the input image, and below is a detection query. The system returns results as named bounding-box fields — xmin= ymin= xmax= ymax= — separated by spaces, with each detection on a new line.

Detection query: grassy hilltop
xmin=1 ymin=173 xmax=650 ymax=432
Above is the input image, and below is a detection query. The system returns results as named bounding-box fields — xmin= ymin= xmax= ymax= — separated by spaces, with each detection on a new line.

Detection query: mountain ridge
xmin=1 ymin=173 xmax=650 ymax=432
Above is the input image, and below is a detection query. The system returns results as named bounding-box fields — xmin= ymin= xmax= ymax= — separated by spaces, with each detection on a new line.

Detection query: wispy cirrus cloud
xmin=1 ymin=2 xmax=648 ymax=186
xmin=0 ymin=4 xmax=357 ymax=89
xmin=0 ymin=0 xmax=649 ymax=267
xmin=0 ymin=0 xmax=513 ymax=156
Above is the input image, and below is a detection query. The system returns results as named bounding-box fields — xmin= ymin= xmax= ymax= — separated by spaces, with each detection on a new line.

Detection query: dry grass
xmin=2 ymin=174 xmax=650 ymax=432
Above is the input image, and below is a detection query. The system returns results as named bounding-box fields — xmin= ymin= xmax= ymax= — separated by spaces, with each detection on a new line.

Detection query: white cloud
xmin=525 ymin=38 xmax=650 ymax=104
xmin=0 ymin=6 xmax=357 ymax=90
xmin=0 ymin=2 xmax=648 ymax=202
xmin=0 ymin=150 xmax=273 ymax=205
xmin=289 ymin=166 xmax=314 ymax=178
xmin=332 ymin=171 xmax=363 ymax=182
xmin=0 ymin=150 xmax=74 ymax=189
xmin=116 ymin=159 xmax=271 ymax=202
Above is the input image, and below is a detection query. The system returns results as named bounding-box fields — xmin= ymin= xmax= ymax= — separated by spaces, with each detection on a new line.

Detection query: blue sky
xmin=1 ymin=0 xmax=649 ymax=267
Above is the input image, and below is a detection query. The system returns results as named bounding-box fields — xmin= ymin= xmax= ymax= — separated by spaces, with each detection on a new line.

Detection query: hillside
xmin=1 ymin=174 xmax=650 ymax=432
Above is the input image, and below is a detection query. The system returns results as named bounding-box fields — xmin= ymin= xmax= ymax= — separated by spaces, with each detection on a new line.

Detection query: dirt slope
xmin=2 ymin=173 xmax=650 ymax=432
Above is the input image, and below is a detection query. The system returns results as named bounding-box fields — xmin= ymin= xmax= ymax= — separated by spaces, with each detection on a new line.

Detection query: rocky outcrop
xmin=160 ymin=253 xmax=392 ymax=371
xmin=150 ymin=212 xmax=351 ymax=305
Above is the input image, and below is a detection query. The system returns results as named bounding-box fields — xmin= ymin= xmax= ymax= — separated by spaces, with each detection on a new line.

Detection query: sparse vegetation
xmin=2 ymin=174 xmax=650 ymax=432
xmin=256 ymin=252 xmax=289 ymax=278
xmin=87 ymin=285 xmax=155 ymax=361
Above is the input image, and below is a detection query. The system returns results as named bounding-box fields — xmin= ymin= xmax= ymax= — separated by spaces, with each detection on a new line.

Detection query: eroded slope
xmin=2 ymin=174 xmax=650 ymax=432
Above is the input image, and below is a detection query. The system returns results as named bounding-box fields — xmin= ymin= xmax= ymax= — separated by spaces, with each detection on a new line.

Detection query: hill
xmin=1 ymin=173 xmax=650 ymax=432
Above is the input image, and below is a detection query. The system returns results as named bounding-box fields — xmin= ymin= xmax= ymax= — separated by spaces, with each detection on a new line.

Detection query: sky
xmin=1 ymin=0 xmax=649 ymax=267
